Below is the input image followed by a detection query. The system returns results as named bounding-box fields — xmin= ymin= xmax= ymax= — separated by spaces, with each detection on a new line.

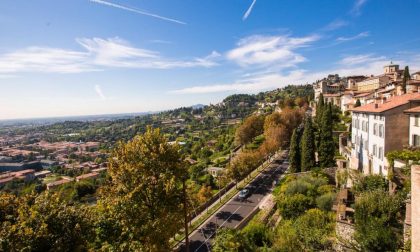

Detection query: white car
xmin=238 ymin=189 xmax=250 ymax=200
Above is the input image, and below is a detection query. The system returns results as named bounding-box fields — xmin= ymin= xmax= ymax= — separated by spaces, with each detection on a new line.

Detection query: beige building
xmin=356 ymin=75 xmax=390 ymax=92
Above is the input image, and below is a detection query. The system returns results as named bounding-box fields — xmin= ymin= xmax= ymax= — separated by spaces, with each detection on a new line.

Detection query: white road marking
xmin=194 ymin=205 xmax=242 ymax=252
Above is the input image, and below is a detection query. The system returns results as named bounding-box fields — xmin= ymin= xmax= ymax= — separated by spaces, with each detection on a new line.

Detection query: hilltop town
xmin=1 ymin=62 xmax=420 ymax=250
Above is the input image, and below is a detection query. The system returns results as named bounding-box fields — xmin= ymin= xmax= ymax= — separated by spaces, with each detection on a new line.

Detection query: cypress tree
xmin=402 ymin=66 xmax=410 ymax=93
xmin=289 ymin=128 xmax=301 ymax=173
xmin=318 ymin=104 xmax=336 ymax=168
xmin=316 ymin=94 xmax=325 ymax=125
xmin=355 ymin=99 xmax=361 ymax=107
xmin=301 ymin=117 xmax=316 ymax=172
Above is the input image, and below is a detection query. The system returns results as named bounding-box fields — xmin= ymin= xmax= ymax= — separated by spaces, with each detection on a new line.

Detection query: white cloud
xmin=89 ymin=0 xmax=186 ymax=25
xmin=336 ymin=31 xmax=370 ymax=42
xmin=243 ymin=0 xmax=257 ymax=20
xmin=95 ymin=84 xmax=106 ymax=100
xmin=0 ymin=47 xmax=96 ymax=74
xmin=226 ymin=34 xmax=320 ymax=68
xmin=339 ymin=54 xmax=385 ymax=66
xmin=171 ymin=53 xmax=420 ymax=95
xmin=0 ymin=37 xmax=219 ymax=74
xmin=322 ymin=19 xmax=349 ymax=31
xmin=351 ymin=0 xmax=368 ymax=16
xmin=170 ymin=70 xmax=328 ymax=94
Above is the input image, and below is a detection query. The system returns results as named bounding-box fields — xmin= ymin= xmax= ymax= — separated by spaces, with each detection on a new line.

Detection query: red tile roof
xmin=404 ymin=106 xmax=420 ymax=114
xmin=350 ymin=93 xmax=420 ymax=113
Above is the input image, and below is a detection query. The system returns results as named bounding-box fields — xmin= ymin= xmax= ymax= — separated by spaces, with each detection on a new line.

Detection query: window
xmin=373 ymin=144 xmax=377 ymax=156
xmin=364 ymin=140 xmax=368 ymax=150
xmin=373 ymin=123 xmax=377 ymax=135
xmin=415 ymin=115 xmax=419 ymax=127
xmin=362 ymin=121 xmax=365 ymax=131
xmin=413 ymin=135 xmax=420 ymax=147
xmin=379 ymin=166 xmax=383 ymax=175
xmin=379 ymin=124 xmax=384 ymax=138
xmin=379 ymin=147 xmax=383 ymax=160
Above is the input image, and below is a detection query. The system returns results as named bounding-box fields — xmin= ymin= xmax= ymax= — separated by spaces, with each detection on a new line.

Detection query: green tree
xmin=273 ymin=209 xmax=334 ymax=251
xmin=97 ymin=127 xmax=188 ymax=251
xmin=355 ymin=98 xmax=361 ymax=107
xmin=316 ymin=93 xmax=325 ymax=125
xmin=318 ymin=104 xmax=335 ymax=168
xmin=277 ymin=193 xmax=312 ymax=219
xmin=212 ymin=228 xmax=252 ymax=252
xmin=289 ymin=129 xmax=301 ymax=173
xmin=242 ymin=222 xmax=272 ymax=248
xmin=402 ymin=66 xmax=410 ymax=93
xmin=300 ymin=118 xmax=316 ymax=171
xmin=353 ymin=190 xmax=404 ymax=251
xmin=0 ymin=192 xmax=94 ymax=252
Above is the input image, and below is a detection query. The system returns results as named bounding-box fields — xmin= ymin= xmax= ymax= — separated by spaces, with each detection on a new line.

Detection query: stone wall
xmin=335 ymin=220 xmax=355 ymax=252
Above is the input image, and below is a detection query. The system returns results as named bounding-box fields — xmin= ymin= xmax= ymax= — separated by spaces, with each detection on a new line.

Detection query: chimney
xmin=375 ymin=103 xmax=379 ymax=109
xmin=382 ymin=97 xmax=386 ymax=104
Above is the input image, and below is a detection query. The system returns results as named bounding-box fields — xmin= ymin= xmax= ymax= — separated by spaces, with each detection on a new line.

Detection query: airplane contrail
xmin=243 ymin=0 xmax=257 ymax=20
xmin=90 ymin=0 xmax=186 ymax=25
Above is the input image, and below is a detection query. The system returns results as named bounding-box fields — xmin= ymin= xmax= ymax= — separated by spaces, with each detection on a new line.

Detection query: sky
xmin=0 ymin=0 xmax=420 ymax=120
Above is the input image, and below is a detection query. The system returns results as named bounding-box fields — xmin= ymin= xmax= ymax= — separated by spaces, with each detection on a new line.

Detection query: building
xmin=35 ymin=170 xmax=52 ymax=178
xmin=404 ymin=106 xmax=420 ymax=147
xmin=346 ymin=75 xmax=367 ymax=90
xmin=206 ymin=167 xmax=225 ymax=178
xmin=356 ymin=75 xmax=390 ymax=92
xmin=323 ymin=93 xmax=342 ymax=107
xmin=350 ymin=93 xmax=420 ymax=176
xmin=46 ymin=178 xmax=72 ymax=190
xmin=412 ymin=71 xmax=420 ymax=81
xmin=40 ymin=159 xmax=59 ymax=169
xmin=76 ymin=172 xmax=99 ymax=182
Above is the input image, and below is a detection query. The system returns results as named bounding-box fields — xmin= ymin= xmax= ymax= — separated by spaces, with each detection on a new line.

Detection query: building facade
xmin=350 ymin=93 xmax=420 ymax=176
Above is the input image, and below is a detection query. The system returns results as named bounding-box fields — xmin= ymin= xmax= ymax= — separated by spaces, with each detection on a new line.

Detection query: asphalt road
xmin=179 ymin=151 xmax=288 ymax=252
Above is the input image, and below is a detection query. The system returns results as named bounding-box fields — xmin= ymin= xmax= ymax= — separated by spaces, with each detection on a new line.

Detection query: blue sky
xmin=0 ymin=0 xmax=420 ymax=119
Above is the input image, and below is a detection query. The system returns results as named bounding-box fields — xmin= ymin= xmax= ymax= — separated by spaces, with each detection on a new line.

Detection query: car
xmin=238 ymin=188 xmax=250 ymax=200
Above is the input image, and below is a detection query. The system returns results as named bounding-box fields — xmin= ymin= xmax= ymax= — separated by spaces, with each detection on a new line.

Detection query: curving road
xmin=179 ymin=151 xmax=288 ymax=252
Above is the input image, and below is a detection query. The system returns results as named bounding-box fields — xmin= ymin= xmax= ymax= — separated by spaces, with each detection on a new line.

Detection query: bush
xmin=353 ymin=175 xmax=388 ymax=194
xmin=242 ymin=222 xmax=272 ymax=247
xmin=75 ymin=180 xmax=96 ymax=198
xmin=278 ymin=193 xmax=312 ymax=219
xmin=354 ymin=190 xmax=404 ymax=251
xmin=316 ymin=192 xmax=336 ymax=212
xmin=273 ymin=209 xmax=335 ymax=251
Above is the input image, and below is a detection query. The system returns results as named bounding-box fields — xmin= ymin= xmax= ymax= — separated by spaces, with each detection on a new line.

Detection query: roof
xmin=47 ymin=179 xmax=72 ymax=187
xmin=76 ymin=172 xmax=99 ymax=180
xmin=323 ymin=93 xmax=341 ymax=97
xmin=404 ymin=106 xmax=420 ymax=114
xmin=351 ymin=93 xmax=420 ymax=113
xmin=354 ymin=92 xmax=372 ymax=98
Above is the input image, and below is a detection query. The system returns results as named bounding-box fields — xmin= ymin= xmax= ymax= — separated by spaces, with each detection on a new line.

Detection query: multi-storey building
xmin=356 ymin=75 xmax=390 ymax=92
xmin=350 ymin=93 xmax=420 ymax=176
xmin=404 ymin=106 xmax=420 ymax=147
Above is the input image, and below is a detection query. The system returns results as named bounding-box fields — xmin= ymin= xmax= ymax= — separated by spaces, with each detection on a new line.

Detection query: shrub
xmin=316 ymin=192 xmax=336 ymax=212
xmin=278 ymin=193 xmax=312 ymax=219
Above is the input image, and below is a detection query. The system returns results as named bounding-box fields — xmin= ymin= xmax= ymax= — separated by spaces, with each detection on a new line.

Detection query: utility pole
xmin=183 ymin=179 xmax=190 ymax=252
